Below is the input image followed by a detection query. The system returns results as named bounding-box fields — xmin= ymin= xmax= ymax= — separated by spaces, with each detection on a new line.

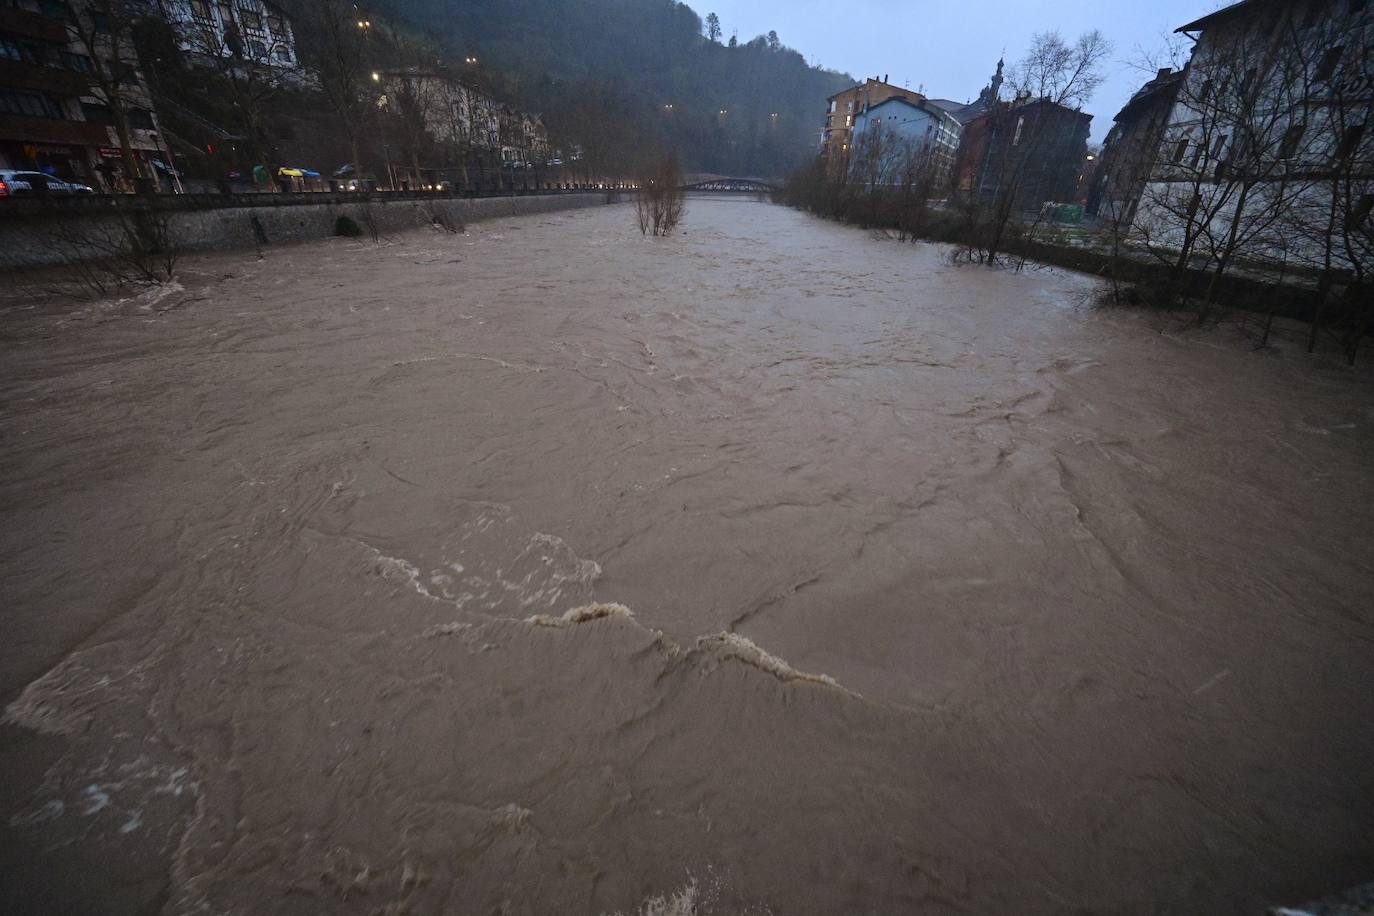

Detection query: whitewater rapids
xmin=1 ymin=199 xmax=1371 ymax=914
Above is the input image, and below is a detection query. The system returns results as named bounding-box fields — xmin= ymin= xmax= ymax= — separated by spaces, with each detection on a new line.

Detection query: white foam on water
xmin=694 ymin=632 xmax=858 ymax=697
xmin=527 ymin=602 xmax=635 ymax=627
xmin=607 ymin=877 xmax=700 ymax=916
xmin=520 ymin=603 xmax=857 ymax=697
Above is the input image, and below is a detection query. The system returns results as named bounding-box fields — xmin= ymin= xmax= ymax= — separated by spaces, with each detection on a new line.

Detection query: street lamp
xmin=371 ymin=71 xmax=380 ymax=82
xmin=465 ymin=56 xmax=477 ymax=65
xmin=357 ymin=19 xmax=371 ymax=28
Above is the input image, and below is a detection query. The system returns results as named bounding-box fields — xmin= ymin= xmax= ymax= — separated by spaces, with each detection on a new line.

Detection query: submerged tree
xmin=635 ymin=152 xmax=686 ymax=236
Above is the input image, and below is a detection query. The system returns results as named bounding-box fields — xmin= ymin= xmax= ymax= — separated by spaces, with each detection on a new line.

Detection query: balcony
xmin=0 ymin=6 xmax=69 ymax=42
xmin=0 ymin=58 xmax=90 ymax=95
xmin=0 ymin=114 xmax=110 ymax=146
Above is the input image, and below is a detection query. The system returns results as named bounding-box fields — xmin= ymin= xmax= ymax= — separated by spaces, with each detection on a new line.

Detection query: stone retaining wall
xmin=0 ymin=192 xmax=614 ymax=270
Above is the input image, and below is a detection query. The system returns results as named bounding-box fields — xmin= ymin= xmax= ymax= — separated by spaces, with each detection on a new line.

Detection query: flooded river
xmin=2 ymin=198 xmax=1372 ymax=914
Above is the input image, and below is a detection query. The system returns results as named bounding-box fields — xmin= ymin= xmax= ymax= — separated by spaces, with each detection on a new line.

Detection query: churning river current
xmin=2 ymin=198 xmax=1372 ymax=914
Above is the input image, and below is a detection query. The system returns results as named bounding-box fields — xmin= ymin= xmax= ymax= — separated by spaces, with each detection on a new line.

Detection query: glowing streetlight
xmin=356 ymin=19 xmax=371 ymax=28
xmin=371 ymin=71 xmax=380 ymax=82
xmin=465 ymin=56 xmax=478 ymax=65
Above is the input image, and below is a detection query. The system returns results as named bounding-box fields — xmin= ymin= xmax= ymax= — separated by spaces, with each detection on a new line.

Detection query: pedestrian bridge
xmin=682 ymin=178 xmax=778 ymax=193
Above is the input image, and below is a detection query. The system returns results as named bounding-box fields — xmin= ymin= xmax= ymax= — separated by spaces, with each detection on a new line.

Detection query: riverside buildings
xmin=0 ymin=0 xmax=167 ymax=188
xmin=1131 ymin=0 xmax=1372 ymax=273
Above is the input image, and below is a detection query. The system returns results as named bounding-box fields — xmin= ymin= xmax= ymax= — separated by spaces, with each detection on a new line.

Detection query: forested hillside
xmin=372 ymin=0 xmax=853 ymax=177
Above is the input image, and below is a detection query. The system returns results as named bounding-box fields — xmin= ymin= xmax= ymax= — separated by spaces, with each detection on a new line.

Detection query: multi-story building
xmin=0 ymin=0 xmax=166 ymax=188
xmin=151 ymin=0 xmax=298 ymax=71
xmin=821 ymin=77 xmax=925 ymax=160
xmin=1133 ymin=0 xmax=1373 ymax=273
xmin=850 ymin=96 xmax=961 ymax=189
xmin=376 ymin=67 xmax=550 ymax=179
xmin=952 ymin=95 xmax=1092 ymax=209
xmin=1087 ymin=66 xmax=1185 ymax=222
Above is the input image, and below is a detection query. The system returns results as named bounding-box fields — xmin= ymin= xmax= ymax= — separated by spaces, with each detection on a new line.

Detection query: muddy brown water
xmin=2 ymin=199 xmax=1372 ymax=914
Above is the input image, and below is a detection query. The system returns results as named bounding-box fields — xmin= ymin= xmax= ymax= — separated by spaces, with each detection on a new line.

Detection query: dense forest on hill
xmin=370 ymin=0 xmax=854 ymax=177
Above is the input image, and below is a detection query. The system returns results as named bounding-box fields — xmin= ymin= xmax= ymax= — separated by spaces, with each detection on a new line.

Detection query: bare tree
xmin=1279 ymin=8 xmax=1374 ymax=360
xmin=299 ymin=0 xmax=371 ymax=183
xmin=68 ymin=0 xmax=154 ymax=192
xmin=956 ymin=30 xmax=1109 ymax=265
xmin=1134 ymin=9 xmax=1332 ymax=323
xmin=172 ymin=0 xmax=301 ymax=168
xmin=635 ymin=153 xmax=686 ymax=236
xmin=1015 ymin=29 xmax=1111 ymax=111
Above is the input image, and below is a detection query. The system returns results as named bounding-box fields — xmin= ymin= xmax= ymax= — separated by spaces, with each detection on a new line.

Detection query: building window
xmin=239 ymin=7 xmax=262 ymax=30
xmin=0 ymin=87 xmax=64 ymax=118
xmin=80 ymin=100 xmax=112 ymax=124
xmin=1239 ymin=68 xmax=1257 ymax=95
xmin=274 ymin=44 xmax=290 ymax=61
xmin=1211 ymin=134 xmax=1228 ymax=158
xmin=189 ymin=0 xmax=210 ymax=19
xmin=1348 ymin=193 xmax=1373 ymax=229
xmin=267 ymin=14 xmax=285 ymax=34
xmin=36 ymin=0 xmax=70 ymax=18
xmin=248 ymin=38 xmax=266 ymax=57
xmin=0 ymin=35 xmax=29 ymax=62
xmin=1279 ymin=123 xmax=1305 ymax=159
xmin=1337 ymin=123 xmax=1365 ymax=159
xmin=1314 ymin=46 xmax=1343 ymax=81
xmin=1172 ymin=138 xmax=1189 ymax=162
xmin=127 ymin=107 xmax=154 ymax=129
xmin=1012 ymin=115 xmax=1025 ymax=146
xmin=59 ymin=49 xmax=92 ymax=72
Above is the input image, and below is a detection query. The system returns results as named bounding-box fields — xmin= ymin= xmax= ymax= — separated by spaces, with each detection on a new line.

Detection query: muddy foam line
xmin=521 ymin=603 xmax=861 ymax=697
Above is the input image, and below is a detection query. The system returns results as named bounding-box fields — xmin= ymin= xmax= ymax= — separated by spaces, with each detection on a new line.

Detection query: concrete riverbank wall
xmin=0 ymin=191 xmax=615 ymax=270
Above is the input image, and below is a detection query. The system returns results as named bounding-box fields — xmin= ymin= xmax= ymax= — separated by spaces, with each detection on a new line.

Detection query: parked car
xmin=0 ymin=170 xmax=34 ymax=197
xmin=0 ymin=171 xmax=91 ymax=195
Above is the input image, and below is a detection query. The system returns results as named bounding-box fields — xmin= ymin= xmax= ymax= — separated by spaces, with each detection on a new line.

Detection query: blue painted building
xmin=850 ymin=97 xmax=962 ymax=189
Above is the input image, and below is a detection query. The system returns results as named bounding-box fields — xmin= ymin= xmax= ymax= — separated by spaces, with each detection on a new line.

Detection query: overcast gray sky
xmin=694 ymin=0 xmax=1224 ymax=144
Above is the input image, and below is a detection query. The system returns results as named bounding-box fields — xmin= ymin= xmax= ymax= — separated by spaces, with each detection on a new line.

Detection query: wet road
xmin=2 ymin=198 xmax=1372 ymax=914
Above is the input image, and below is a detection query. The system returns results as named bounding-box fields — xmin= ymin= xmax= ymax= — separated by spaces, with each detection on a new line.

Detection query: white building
xmin=152 ymin=0 xmax=299 ymax=72
xmin=1133 ymin=0 xmax=1372 ymax=275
